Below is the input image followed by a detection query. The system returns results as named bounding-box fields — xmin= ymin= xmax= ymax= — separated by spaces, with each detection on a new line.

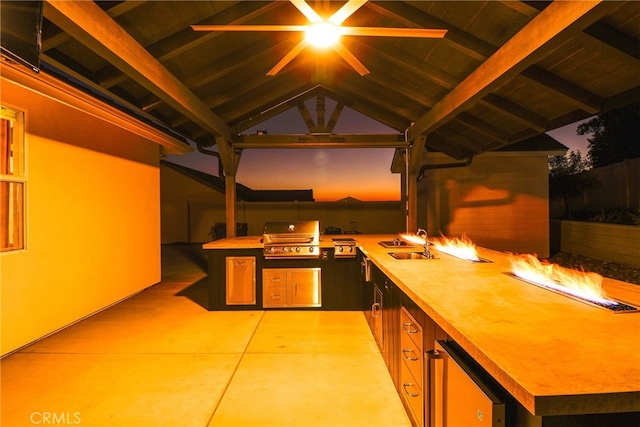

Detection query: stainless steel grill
xmin=263 ymin=220 xmax=320 ymax=259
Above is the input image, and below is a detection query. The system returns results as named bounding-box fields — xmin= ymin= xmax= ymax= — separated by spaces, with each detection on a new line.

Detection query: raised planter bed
xmin=560 ymin=221 xmax=640 ymax=267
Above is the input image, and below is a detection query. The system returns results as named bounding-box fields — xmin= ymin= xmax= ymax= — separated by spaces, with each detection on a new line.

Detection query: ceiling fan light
xmin=305 ymin=22 xmax=341 ymax=48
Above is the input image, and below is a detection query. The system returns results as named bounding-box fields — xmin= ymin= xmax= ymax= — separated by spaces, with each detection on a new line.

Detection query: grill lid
xmin=263 ymin=220 xmax=320 ymax=245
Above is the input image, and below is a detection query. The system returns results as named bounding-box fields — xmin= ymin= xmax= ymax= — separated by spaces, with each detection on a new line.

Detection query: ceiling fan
xmin=192 ymin=0 xmax=447 ymax=76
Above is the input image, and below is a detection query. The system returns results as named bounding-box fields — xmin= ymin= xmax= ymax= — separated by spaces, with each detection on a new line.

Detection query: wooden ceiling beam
xmin=332 ymin=74 xmax=422 ymax=123
xmin=42 ymin=1 xmax=147 ymax=52
xmin=140 ymin=38 xmax=294 ymax=113
xmin=171 ymin=61 xmax=308 ymax=130
xmin=421 ymin=135 xmax=472 ymax=160
xmin=454 ymin=113 xmax=511 ymax=143
xmin=297 ymin=102 xmax=318 ymax=133
xmin=188 ymin=75 xmax=311 ymax=140
xmin=98 ymin=2 xmax=283 ymax=89
xmin=316 ymin=96 xmax=326 ymax=131
xmin=432 ymin=129 xmax=485 ymax=153
xmin=519 ymin=66 xmax=602 ymax=114
xmin=356 ymin=69 xmax=437 ymax=110
xmin=233 ymin=85 xmax=353 ymax=133
xmin=220 ymin=76 xmax=312 ymax=125
xmin=408 ymin=0 xmax=613 ymax=172
xmin=583 ymin=21 xmax=640 ymax=61
xmin=350 ymin=38 xmax=459 ymax=90
xmin=497 ymin=1 xmax=543 ymax=19
xmin=479 ymin=93 xmax=548 ymax=133
xmin=233 ymin=133 xmax=407 ymax=149
xmin=365 ymin=1 xmax=496 ymax=61
xmin=320 ymin=83 xmax=410 ymax=131
xmin=323 ymin=58 xmax=426 ymax=119
xmin=43 ymin=0 xmax=236 ymax=173
xmin=600 ymin=86 xmax=640 ymax=114
xmin=324 ymin=102 xmax=344 ymax=133
xmin=507 ymin=128 xmax=541 ymax=146
xmin=183 ymin=39 xmax=295 ymax=91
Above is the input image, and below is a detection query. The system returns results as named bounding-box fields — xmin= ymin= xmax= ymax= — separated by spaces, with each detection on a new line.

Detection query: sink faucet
xmin=416 ymin=228 xmax=433 ymax=258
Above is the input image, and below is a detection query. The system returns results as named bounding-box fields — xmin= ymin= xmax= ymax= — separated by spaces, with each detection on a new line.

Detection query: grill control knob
xmin=295 ymin=247 xmax=301 ymax=253
xmin=347 ymin=246 xmax=353 ymax=253
xmin=309 ymin=247 xmax=315 ymax=253
xmin=338 ymin=246 xmax=344 ymax=252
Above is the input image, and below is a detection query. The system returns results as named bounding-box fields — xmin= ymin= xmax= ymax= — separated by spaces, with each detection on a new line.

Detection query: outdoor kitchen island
xmin=204 ymin=234 xmax=640 ymax=426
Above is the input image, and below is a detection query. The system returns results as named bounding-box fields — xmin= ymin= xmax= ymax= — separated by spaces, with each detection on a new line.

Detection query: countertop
xmin=202 ymin=235 xmax=362 ymax=250
xmin=204 ymin=234 xmax=640 ymax=416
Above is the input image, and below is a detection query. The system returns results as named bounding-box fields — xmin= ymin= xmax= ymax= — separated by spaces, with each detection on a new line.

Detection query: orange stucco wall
xmin=1 ymin=74 xmax=161 ymax=356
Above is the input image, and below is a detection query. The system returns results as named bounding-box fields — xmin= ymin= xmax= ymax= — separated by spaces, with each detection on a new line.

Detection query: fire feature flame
xmin=431 ymin=234 xmax=480 ymax=262
xmin=399 ymin=233 xmax=427 ymax=247
xmin=509 ymin=253 xmax=612 ymax=304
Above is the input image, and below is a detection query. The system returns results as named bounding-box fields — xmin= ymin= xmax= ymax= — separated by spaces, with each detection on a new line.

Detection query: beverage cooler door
xmin=430 ymin=340 xmax=506 ymax=427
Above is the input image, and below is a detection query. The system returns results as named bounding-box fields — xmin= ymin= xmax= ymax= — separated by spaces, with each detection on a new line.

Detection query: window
xmin=1 ymin=105 xmax=25 ymax=252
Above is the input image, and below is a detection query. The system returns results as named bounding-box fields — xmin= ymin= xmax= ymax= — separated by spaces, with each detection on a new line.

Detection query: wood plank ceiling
xmin=39 ymin=1 xmax=639 ymax=176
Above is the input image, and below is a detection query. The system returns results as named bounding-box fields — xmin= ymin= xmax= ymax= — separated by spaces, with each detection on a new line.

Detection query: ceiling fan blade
xmin=290 ymin=0 xmax=322 ymax=23
xmin=267 ymin=39 xmax=309 ymax=76
xmin=192 ymin=25 xmax=307 ymax=32
xmin=329 ymin=0 xmax=368 ymax=25
xmin=331 ymin=42 xmax=369 ymax=76
xmin=341 ymin=27 xmax=448 ymax=38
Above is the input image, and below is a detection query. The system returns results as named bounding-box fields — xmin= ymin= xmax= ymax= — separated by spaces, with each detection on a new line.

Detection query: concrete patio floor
xmin=1 ymin=244 xmax=410 ymax=427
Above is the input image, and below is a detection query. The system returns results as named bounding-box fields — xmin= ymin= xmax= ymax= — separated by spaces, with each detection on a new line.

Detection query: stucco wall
xmin=420 ymin=153 xmax=551 ymax=257
xmin=1 ymin=74 xmax=161 ymax=356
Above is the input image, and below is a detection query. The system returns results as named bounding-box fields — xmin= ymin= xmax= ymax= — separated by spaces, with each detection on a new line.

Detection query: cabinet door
xmin=226 ymin=257 xmax=256 ymax=305
xmin=288 ymin=268 xmax=321 ymax=307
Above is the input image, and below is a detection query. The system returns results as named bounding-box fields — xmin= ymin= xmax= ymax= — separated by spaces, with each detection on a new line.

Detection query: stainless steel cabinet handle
xmin=402 ymin=322 xmax=419 ymax=334
xmin=402 ymin=348 xmax=419 ymax=361
xmin=372 ymin=302 xmax=381 ymax=318
xmin=402 ymin=382 xmax=420 ymax=398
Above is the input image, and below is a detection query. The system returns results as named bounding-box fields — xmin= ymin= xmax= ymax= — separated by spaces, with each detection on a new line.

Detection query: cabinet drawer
xmin=400 ymin=326 xmax=423 ymax=385
xmin=400 ymin=355 xmax=424 ymax=427
xmin=263 ymin=283 xmax=287 ymax=307
xmin=401 ymin=307 xmax=423 ymax=351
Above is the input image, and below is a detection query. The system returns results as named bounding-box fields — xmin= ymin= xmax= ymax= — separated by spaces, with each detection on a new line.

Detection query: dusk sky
xmin=166 ymin=99 xmax=591 ymax=202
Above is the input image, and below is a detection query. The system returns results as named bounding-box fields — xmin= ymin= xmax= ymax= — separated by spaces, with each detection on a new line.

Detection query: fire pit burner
xmin=439 ymin=252 xmax=492 ymax=263
xmin=507 ymin=273 xmax=639 ymax=313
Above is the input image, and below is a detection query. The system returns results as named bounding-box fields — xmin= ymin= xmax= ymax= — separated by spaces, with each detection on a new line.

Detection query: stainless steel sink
xmin=378 ymin=240 xmax=419 ymax=248
xmin=389 ymin=252 xmax=431 ymax=260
